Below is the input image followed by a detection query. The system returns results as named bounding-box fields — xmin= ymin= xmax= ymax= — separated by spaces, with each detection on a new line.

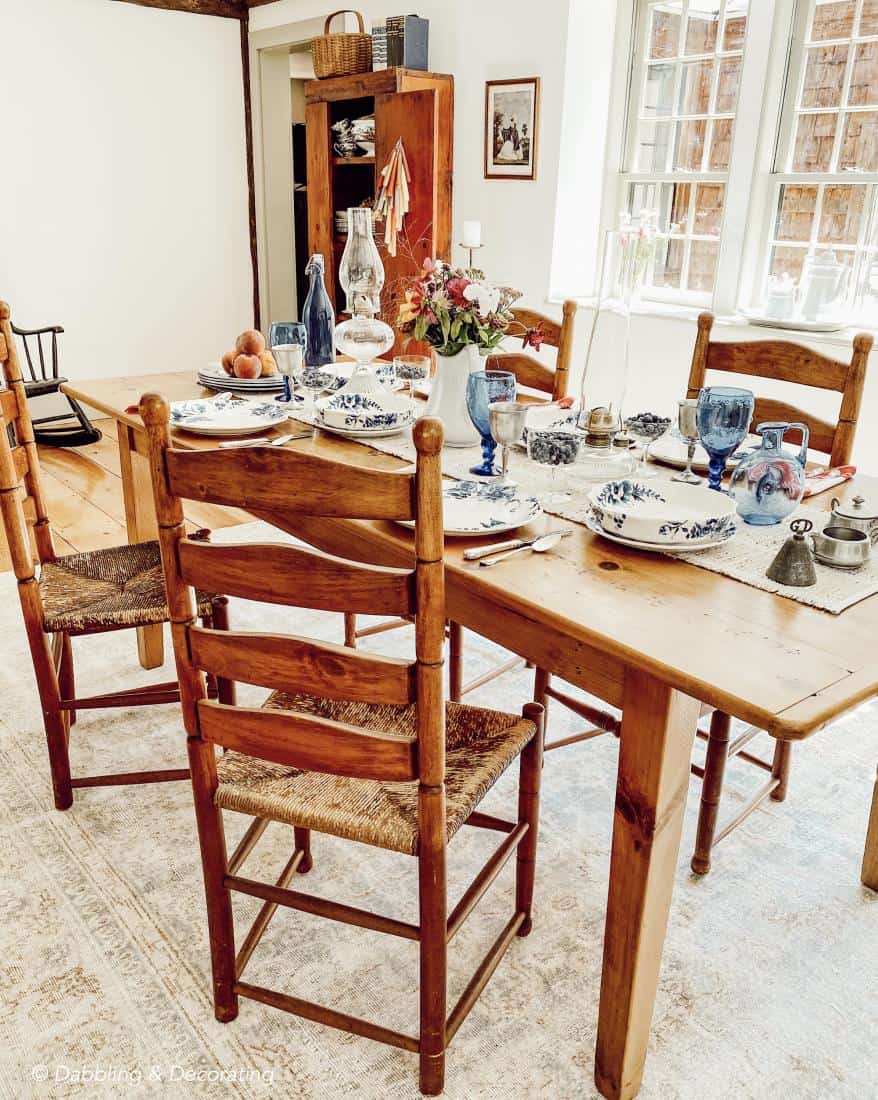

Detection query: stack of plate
xmin=586 ymin=478 xmax=737 ymax=553
xmin=314 ymin=391 xmax=415 ymax=439
xmin=198 ymin=363 xmax=285 ymax=394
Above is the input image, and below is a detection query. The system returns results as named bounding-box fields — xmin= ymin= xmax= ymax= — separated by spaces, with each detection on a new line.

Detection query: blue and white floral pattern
xmin=170 ymin=394 xmax=288 ymax=436
xmin=595 ymin=480 xmax=666 ymax=508
xmin=658 ymin=516 xmax=735 ymax=540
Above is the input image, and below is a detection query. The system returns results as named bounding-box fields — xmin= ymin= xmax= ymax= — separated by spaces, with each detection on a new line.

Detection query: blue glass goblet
xmin=696 ymin=386 xmax=755 ymax=491
xmin=268 ymin=321 xmax=307 ymax=350
xmin=466 ymin=370 xmax=516 ymax=476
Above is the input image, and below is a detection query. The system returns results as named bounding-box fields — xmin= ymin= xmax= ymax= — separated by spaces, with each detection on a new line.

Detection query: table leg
xmin=117 ymin=423 xmax=164 ymax=670
xmin=862 ymin=763 xmax=878 ymax=891
xmin=594 ymin=669 xmax=700 ymax=1100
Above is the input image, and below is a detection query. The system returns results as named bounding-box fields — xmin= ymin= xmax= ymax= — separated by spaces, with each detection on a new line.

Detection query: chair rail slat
xmin=197 ymin=699 xmax=418 ymax=781
xmin=0 ymin=388 xmax=16 ymax=421
xmin=705 ymin=340 xmax=850 ymax=392
xmin=0 ymin=332 xmax=7 ymax=362
xmin=189 ymin=626 xmax=416 ymax=705
xmin=510 ymin=308 xmax=562 ymax=346
xmin=178 ymin=539 xmax=414 ymax=616
xmin=751 ymin=397 xmax=836 ymax=455
xmin=486 ymin=352 xmax=554 ymax=395
xmin=166 ymin=447 xmax=415 ymax=519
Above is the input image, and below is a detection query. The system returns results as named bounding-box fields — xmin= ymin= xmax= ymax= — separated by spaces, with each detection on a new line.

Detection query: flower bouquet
xmin=395 ymin=259 xmax=525 ymax=446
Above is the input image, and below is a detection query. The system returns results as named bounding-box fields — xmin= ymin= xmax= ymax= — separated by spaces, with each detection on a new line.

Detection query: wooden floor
xmin=0 ymin=419 xmax=249 ymax=572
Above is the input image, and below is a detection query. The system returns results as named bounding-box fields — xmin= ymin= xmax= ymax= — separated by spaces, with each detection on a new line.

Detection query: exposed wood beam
xmin=240 ymin=15 xmax=261 ymax=329
xmin=114 ymin=0 xmax=247 ymax=19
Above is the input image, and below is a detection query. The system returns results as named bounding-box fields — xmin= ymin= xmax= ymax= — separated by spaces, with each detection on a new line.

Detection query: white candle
xmin=462 ymin=220 xmax=482 ymax=248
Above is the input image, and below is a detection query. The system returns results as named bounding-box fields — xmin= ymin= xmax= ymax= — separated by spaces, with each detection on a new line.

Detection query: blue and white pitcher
xmin=729 ymin=421 xmax=809 ymax=526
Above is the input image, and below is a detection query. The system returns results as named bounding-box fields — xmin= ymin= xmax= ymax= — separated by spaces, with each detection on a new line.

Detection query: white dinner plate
xmin=648 ymin=431 xmax=760 ymax=474
xmin=199 ymin=363 xmax=286 ymax=393
xmin=314 ymin=417 xmax=414 ymax=440
xmin=398 ymin=480 xmax=542 ymax=537
xmin=583 ymin=508 xmax=736 ymax=553
xmin=742 ymin=309 xmax=845 ymax=333
xmin=170 ymin=394 xmax=289 ymax=437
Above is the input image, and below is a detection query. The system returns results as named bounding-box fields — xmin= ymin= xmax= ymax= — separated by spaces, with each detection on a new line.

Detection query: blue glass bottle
xmin=302 ymin=254 xmax=335 ymax=367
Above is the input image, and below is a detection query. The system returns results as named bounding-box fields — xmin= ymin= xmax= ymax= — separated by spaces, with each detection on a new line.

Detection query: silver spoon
xmin=479 ymin=530 xmax=565 ymax=567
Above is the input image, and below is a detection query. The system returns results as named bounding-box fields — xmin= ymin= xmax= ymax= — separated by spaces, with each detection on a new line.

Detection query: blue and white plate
xmin=170 ymin=393 xmax=289 ymax=437
xmin=315 ymin=391 xmax=415 ymax=432
xmin=399 ymin=480 xmax=542 ymax=537
xmin=587 ymin=479 xmax=737 ymax=545
xmin=583 ymin=507 xmax=736 ymax=553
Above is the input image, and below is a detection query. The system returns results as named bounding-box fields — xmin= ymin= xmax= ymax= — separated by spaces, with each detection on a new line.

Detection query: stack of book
xmin=370 ymin=15 xmax=429 ymax=71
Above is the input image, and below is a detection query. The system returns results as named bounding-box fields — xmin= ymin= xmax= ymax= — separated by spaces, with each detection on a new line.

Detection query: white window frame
xmin=754 ymin=0 xmax=878 ymax=318
xmin=606 ymin=0 xmax=800 ymax=316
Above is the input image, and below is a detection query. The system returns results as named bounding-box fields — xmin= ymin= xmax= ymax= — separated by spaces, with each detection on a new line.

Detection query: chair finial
xmin=139 ymin=392 xmax=170 ymax=427
xmin=414 ymin=416 xmax=444 ymax=455
xmin=0 ymin=302 xmax=10 ymax=321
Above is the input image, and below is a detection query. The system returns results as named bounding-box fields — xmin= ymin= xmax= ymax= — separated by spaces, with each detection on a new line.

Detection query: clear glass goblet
xmin=466 ymin=370 xmax=516 ymax=476
xmin=526 ymin=425 xmax=584 ymax=510
xmin=696 ymin=386 xmax=755 ymax=491
xmin=488 ymin=401 xmax=529 ymax=486
xmin=671 ymin=398 xmax=702 ymax=484
xmin=623 ymin=411 xmax=672 ymax=479
xmin=292 ymin=360 xmax=336 ymax=439
xmin=393 ymin=354 xmax=431 ymax=399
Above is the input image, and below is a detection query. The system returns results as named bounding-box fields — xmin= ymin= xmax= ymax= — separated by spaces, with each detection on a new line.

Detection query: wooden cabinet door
xmin=375 ymin=89 xmax=439 ymax=341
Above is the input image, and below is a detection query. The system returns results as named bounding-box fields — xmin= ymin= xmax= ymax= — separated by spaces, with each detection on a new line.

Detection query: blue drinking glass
xmin=696 ymin=386 xmax=755 ymax=491
xmin=466 ymin=370 xmax=516 ymax=475
xmin=268 ymin=321 xmax=307 ymax=350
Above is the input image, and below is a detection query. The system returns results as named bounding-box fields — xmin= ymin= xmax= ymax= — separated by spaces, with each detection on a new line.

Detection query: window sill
xmin=545 ymin=295 xmax=877 ymax=348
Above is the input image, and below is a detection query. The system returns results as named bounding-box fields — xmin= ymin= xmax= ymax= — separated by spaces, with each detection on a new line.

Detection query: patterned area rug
xmin=0 ymin=529 xmax=876 ymax=1099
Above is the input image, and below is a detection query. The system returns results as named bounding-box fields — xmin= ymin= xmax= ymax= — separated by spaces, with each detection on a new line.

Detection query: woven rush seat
xmin=39 ymin=540 xmax=215 ymax=633
xmin=216 ymin=693 xmax=536 ymax=856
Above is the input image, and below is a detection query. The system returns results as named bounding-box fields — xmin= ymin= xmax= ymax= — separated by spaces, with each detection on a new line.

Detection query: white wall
xmin=251 ymin=0 xmax=572 ymax=303
xmin=1 ymin=0 xmax=252 ymax=387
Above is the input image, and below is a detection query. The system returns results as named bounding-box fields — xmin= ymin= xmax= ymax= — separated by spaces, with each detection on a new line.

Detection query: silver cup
xmin=488 ymin=401 xmax=529 ymax=486
xmin=671 ymin=398 xmax=702 ymax=484
xmin=810 ymin=525 xmax=871 ymax=570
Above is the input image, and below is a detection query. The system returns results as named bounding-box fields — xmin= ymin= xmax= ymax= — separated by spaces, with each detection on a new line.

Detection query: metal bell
xmin=765 ymin=518 xmax=817 ymax=587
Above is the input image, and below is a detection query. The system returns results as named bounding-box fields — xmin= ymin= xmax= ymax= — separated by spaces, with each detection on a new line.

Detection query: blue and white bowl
xmin=315 ymin=391 xmax=414 ymax=431
xmin=587 ymin=479 xmax=737 ymax=545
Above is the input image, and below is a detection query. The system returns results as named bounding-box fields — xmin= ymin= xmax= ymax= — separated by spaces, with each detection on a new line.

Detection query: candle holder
xmin=458 ymin=241 xmax=484 ymax=275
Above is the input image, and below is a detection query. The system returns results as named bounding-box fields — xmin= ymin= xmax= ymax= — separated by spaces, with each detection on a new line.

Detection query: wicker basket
xmin=311 ymin=10 xmax=373 ymax=80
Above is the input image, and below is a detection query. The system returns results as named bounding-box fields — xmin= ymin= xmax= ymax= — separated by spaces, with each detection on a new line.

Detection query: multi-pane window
xmin=623 ymin=1 xmax=749 ymax=302
xmin=768 ymin=0 xmax=878 ymax=321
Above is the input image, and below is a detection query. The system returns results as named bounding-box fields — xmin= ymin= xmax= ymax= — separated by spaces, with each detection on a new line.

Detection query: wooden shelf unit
xmin=305 ymin=68 xmax=454 ymax=354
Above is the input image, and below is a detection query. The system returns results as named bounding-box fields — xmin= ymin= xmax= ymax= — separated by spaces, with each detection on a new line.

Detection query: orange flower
xmin=397 ymin=289 xmax=423 ymax=325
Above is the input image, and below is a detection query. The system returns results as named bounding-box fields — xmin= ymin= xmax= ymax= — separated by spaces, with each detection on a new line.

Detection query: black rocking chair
xmin=11 ymin=320 xmax=101 ymax=446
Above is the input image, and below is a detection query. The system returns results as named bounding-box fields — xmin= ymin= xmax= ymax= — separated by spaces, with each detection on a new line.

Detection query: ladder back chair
xmin=139 ymin=395 xmax=545 ymax=1097
xmin=344 ymin=300 xmax=578 ymax=704
xmin=0 ymin=301 xmax=230 ymax=811
xmin=11 ymin=317 xmax=101 ymax=446
xmin=685 ymin=310 xmax=872 ymax=873
xmin=537 ymin=310 xmax=873 ymax=863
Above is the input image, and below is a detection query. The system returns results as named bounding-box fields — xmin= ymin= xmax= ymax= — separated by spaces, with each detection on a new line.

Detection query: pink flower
xmin=445 ymin=277 xmax=472 ymax=307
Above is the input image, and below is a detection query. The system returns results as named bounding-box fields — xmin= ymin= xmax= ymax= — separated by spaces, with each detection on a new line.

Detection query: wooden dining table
xmin=64 ymin=371 xmax=878 ymax=1100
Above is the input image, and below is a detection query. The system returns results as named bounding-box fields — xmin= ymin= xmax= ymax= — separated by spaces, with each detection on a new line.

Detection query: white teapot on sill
xmin=799 ymin=249 xmax=848 ymax=322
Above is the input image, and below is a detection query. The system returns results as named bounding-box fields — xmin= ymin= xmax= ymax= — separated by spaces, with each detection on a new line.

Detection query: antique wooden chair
xmin=343 ymin=300 xmax=578 ymax=703
xmin=139 ymin=395 xmax=545 ymax=1096
xmin=685 ymin=311 xmax=871 ymax=873
xmin=11 ymin=316 xmax=101 ymax=446
xmin=0 ymin=301 xmax=230 ymax=811
xmin=536 ymin=310 xmax=873 ymax=865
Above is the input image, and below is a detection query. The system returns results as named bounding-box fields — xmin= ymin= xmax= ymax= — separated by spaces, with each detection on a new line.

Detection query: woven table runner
xmin=290 ymin=408 xmax=877 ymax=615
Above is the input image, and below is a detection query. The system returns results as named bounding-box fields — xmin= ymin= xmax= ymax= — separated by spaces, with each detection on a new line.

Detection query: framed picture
xmin=484 ymin=77 xmax=540 ymax=180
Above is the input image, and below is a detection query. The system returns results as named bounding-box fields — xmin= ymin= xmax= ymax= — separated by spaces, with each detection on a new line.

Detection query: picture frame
xmin=484 ymin=77 xmax=540 ymax=181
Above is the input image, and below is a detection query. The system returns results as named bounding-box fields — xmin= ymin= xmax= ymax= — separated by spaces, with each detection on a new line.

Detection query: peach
xmin=220 ymin=350 xmax=236 ymax=376
xmin=258 ymin=350 xmax=279 ymax=376
xmin=233 ymin=353 xmax=262 ymax=380
xmin=235 ymin=329 xmax=266 ymax=357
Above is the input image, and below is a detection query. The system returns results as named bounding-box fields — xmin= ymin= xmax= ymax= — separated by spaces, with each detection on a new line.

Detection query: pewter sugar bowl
xmin=829 ymin=494 xmax=878 ymax=546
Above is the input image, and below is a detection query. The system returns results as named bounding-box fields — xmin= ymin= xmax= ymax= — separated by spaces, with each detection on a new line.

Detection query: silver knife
xmin=218 ymin=432 xmax=309 ymax=449
xmin=463 ymin=529 xmax=572 ymax=561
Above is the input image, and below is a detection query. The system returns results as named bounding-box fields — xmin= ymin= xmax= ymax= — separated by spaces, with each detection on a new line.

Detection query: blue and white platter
xmin=169 ymin=393 xmax=289 ymax=437
xmin=314 ymin=391 xmax=415 ymax=435
xmin=399 ymin=480 xmax=542 ymax=537
xmin=583 ymin=507 xmax=736 ymax=553
xmin=587 ymin=478 xmax=737 ymax=546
